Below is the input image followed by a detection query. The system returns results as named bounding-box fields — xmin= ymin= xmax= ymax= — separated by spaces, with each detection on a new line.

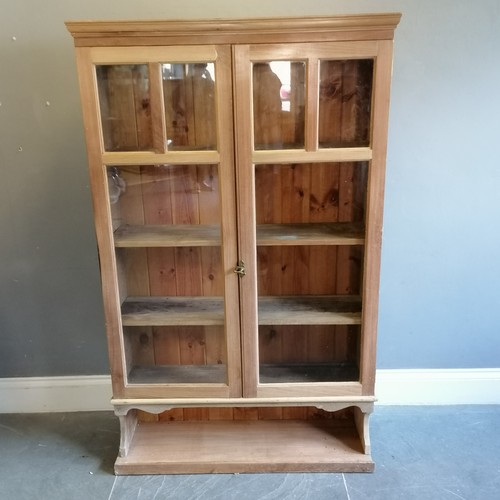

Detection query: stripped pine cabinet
xmin=66 ymin=13 xmax=400 ymax=474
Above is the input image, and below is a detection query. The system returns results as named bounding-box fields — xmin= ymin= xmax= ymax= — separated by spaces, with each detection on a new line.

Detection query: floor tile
xmin=0 ymin=412 xmax=118 ymax=500
xmin=109 ymin=473 xmax=348 ymax=500
xmin=345 ymin=406 xmax=500 ymax=500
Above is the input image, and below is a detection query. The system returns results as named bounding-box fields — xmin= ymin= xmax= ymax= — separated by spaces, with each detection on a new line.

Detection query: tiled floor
xmin=0 ymin=406 xmax=499 ymax=499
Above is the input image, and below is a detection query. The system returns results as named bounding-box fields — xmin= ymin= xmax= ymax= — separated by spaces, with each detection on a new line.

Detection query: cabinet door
xmin=76 ymin=46 xmax=241 ymax=398
xmin=234 ymin=41 xmax=394 ymax=398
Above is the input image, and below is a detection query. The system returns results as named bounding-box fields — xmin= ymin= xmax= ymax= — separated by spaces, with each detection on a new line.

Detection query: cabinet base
xmin=114 ymin=418 xmax=374 ymax=474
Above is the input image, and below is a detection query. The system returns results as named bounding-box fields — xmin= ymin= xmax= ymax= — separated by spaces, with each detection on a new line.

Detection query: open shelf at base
xmin=114 ymin=418 xmax=373 ymax=474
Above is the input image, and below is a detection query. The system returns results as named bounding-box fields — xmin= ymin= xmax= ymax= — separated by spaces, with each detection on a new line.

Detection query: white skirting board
xmin=0 ymin=369 xmax=499 ymax=413
xmin=375 ymin=369 xmax=500 ymax=405
xmin=0 ymin=375 xmax=113 ymax=413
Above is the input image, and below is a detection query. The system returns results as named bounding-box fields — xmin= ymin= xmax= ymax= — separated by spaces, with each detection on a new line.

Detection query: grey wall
xmin=0 ymin=0 xmax=499 ymax=377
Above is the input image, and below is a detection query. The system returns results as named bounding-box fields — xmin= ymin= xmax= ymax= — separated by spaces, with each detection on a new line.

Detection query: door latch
xmin=234 ymin=260 xmax=246 ymax=277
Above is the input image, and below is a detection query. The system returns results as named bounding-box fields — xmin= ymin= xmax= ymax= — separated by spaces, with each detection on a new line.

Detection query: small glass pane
xmin=124 ymin=326 xmax=227 ymax=385
xmin=162 ymin=63 xmax=216 ymax=151
xmin=253 ymin=61 xmax=305 ymax=150
xmin=96 ymin=65 xmax=153 ymax=152
xmin=318 ymin=59 xmax=374 ymax=148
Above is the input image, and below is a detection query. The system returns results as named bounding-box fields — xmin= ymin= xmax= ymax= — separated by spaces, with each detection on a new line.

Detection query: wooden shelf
xmin=114 ymin=418 xmax=373 ymax=474
xmin=127 ymin=363 xmax=358 ymax=385
xmin=114 ymin=224 xmax=220 ymax=248
xmin=121 ymin=297 xmax=224 ymax=326
xmin=260 ymin=363 xmax=359 ymax=383
xmin=128 ymin=364 xmax=226 ymax=385
xmin=121 ymin=295 xmax=361 ymax=326
xmin=259 ymin=295 xmax=362 ymax=325
xmin=257 ymin=222 xmax=364 ymax=246
xmin=113 ymin=222 xmax=364 ymax=248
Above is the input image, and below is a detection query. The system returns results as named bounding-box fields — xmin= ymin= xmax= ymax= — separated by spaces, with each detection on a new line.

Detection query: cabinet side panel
xmin=361 ymin=41 xmax=394 ymax=395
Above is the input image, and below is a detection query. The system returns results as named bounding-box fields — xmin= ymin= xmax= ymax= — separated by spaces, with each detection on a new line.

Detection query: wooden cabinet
xmin=67 ymin=13 xmax=400 ymax=474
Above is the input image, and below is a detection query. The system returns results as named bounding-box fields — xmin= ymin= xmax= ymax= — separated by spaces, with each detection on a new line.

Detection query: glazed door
xmin=233 ymin=41 xmax=394 ymax=398
xmin=77 ymin=45 xmax=241 ymax=398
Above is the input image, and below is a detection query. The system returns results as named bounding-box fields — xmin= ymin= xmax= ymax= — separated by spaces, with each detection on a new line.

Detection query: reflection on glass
xmin=318 ymin=59 xmax=373 ymax=148
xmin=253 ymin=61 xmax=305 ymax=150
xmin=107 ymin=164 xmax=221 ymax=230
xmin=162 ymin=63 xmax=216 ymax=151
xmin=124 ymin=326 xmax=227 ymax=385
xmin=96 ymin=65 xmax=153 ymax=152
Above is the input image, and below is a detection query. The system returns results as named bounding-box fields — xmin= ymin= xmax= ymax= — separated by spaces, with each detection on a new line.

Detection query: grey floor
xmin=0 ymin=406 xmax=499 ymax=500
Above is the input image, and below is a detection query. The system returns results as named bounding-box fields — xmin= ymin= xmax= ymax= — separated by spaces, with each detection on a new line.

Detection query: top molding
xmin=66 ymin=13 xmax=401 ymax=47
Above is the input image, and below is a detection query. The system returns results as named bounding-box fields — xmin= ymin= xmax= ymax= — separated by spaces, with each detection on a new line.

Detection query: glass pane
xmin=124 ymin=326 xmax=227 ymax=385
xmin=107 ymin=164 xmax=226 ymax=386
xmin=318 ymin=59 xmax=373 ymax=148
xmin=96 ymin=65 xmax=153 ymax=151
xmin=254 ymin=161 xmax=367 ymax=384
xmin=259 ymin=325 xmax=360 ymax=383
xmin=162 ymin=63 xmax=216 ymax=151
xmin=253 ymin=61 xmax=305 ymax=150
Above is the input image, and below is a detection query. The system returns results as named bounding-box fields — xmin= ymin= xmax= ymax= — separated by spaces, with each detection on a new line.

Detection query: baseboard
xmin=0 ymin=375 xmax=113 ymax=413
xmin=0 ymin=369 xmax=499 ymax=413
xmin=375 ymin=368 xmax=500 ymax=405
